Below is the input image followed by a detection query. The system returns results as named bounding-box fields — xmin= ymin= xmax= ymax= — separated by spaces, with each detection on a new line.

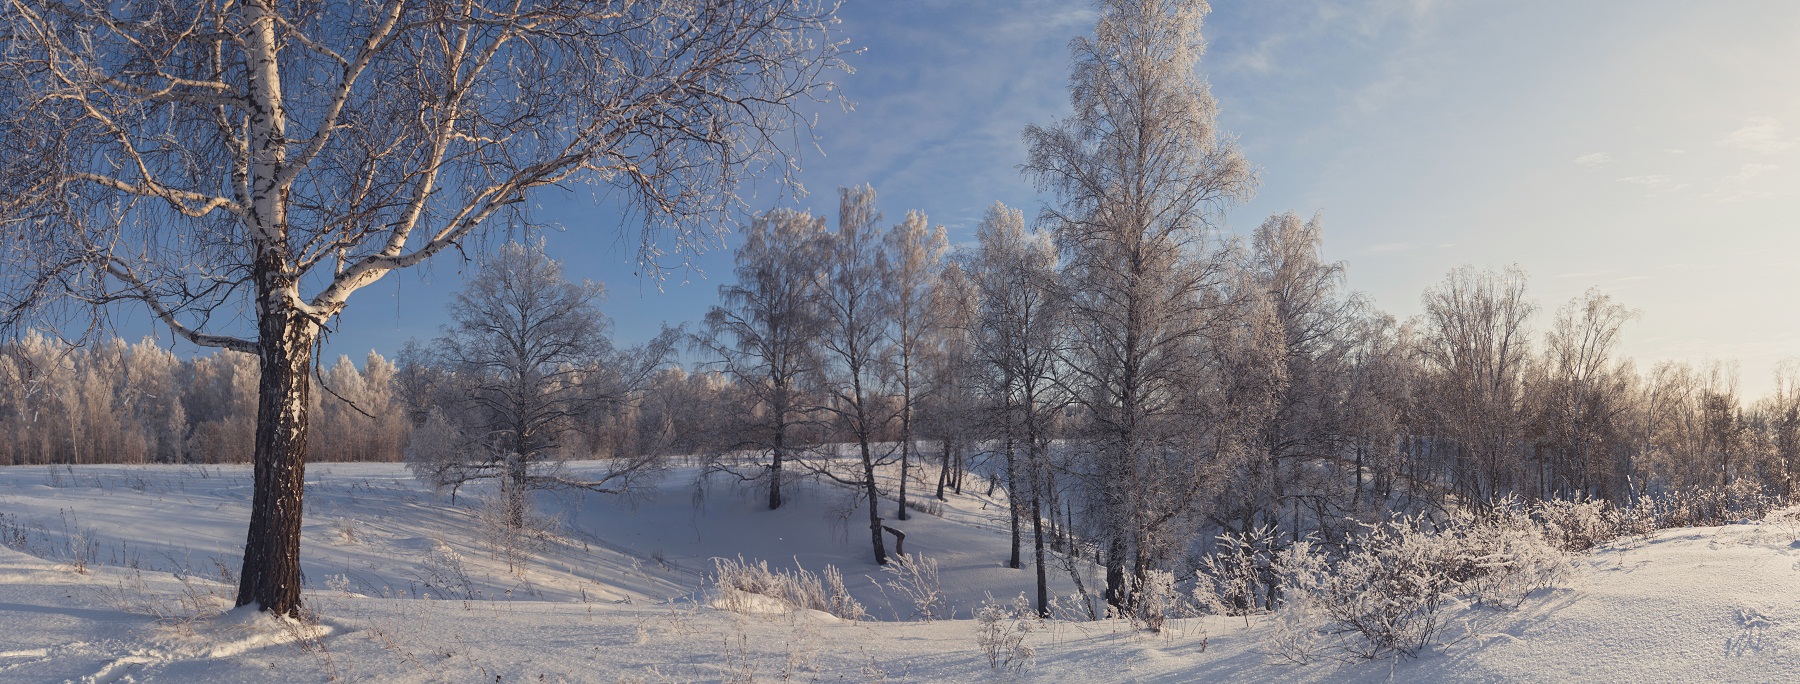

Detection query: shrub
xmin=880 ymin=553 xmax=946 ymax=622
xmin=1227 ymin=505 xmax=1573 ymax=661
xmin=1314 ymin=518 xmax=1462 ymax=658
xmin=1535 ymin=498 xmax=1607 ymax=551
xmin=1449 ymin=501 xmax=1571 ymax=608
xmin=709 ymin=556 xmax=865 ymax=621
xmin=1128 ymin=569 xmax=1182 ymax=633
xmin=975 ymin=592 xmax=1037 ymax=672
xmin=1191 ymin=525 xmax=1281 ymax=618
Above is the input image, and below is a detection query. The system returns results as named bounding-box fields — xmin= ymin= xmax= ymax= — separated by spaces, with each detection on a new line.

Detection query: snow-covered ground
xmin=0 ymin=462 xmax=1795 ymax=682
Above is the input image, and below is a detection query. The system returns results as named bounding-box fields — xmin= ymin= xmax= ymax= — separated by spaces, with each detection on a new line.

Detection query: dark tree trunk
xmin=952 ymin=442 xmax=966 ymax=494
xmin=1031 ymin=463 xmax=1049 ymax=618
xmin=861 ymin=439 xmax=888 ymax=565
xmin=936 ymin=439 xmax=950 ymax=501
xmin=505 ymin=452 xmax=528 ymax=530
xmin=1006 ymin=432 xmax=1021 ymax=569
xmin=236 ymin=288 xmax=315 ymax=617
xmin=770 ymin=422 xmax=785 ymax=510
xmin=896 ymin=436 xmax=911 ymax=521
xmin=1104 ymin=536 xmax=1128 ymax=611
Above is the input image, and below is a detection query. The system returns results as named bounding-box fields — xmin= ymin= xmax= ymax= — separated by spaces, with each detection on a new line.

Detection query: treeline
xmin=0 ymin=327 xmax=702 ymax=468
xmin=0 ymin=335 xmax=405 ymax=465
xmin=2 ymin=201 xmax=1796 ymax=590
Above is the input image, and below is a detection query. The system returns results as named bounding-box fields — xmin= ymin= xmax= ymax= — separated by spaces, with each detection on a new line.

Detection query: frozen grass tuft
xmin=709 ymin=555 xmax=865 ymax=621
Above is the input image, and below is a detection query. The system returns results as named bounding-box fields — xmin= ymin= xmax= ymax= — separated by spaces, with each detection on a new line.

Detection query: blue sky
xmin=300 ymin=0 xmax=1800 ymax=397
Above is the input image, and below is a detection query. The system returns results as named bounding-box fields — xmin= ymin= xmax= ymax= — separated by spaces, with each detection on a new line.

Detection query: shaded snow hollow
xmin=0 ymin=463 xmax=1795 ymax=682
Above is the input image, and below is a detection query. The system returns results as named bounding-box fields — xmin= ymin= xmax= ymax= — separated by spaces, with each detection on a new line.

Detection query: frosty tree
xmin=813 ymin=185 xmax=899 ymax=565
xmin=406 ymin=242 xmax=672 ymax=530
xmin=0 ymin=0 xmax=844 ymax=616
xmin=1529 ymin=289 xmax=1635 ymax=500
xmin=882 ymin=210 xmax=948 ymax=522
xmin=1023 ymin=0 xmax=1254 ymax=609
xmin=970 ymin=201 xmax=1065 ymax=613
xmin=697 ymin=208 xmax=830 ymax=510
xmin=1420 ymin=266 xmax=1534 ymax=506
xmin=919 ymin=259 xmax=982 ymax=502
xmin=1216 ymin=212 xmax=1359 ymax=541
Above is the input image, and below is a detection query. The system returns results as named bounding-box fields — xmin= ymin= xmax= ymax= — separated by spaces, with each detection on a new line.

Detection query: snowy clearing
xmin=0 ymin=463 xmax=1795 ymax=682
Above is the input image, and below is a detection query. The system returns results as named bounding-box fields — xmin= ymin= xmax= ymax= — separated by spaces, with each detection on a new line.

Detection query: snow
xmin=1 ymin=462 xmax=1796 ymax=682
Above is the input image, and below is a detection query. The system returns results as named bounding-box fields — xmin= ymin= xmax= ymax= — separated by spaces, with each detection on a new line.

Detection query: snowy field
xmin=0 ymin=462 xmax=1796 ymax=682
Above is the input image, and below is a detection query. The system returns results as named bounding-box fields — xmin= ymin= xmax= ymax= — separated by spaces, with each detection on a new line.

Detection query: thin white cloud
xmin=1573 ymin=152 xmax=1613 ymax=169
xmin=1707 ymin=163 xmax=1783 ymax=202
xmin=1719 ymin=116 xmax=1796 ymax=155
xmin=1231 ymin=34 xmax=1287 ymax=74
xmin=1616 ymin=174 xmax=1683 ymax=194
xmin=1555 ymin=269 xmax=1616 ymax=280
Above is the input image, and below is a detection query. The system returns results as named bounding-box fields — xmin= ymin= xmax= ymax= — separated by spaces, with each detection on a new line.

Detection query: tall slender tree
xmin=697 ymin=209 xmax=830 ymax=510
xmin=921 ymin=260 xmax=982 ymax=501
xmin=813 ymin=185 xmax=898 ymax=565
xmin=1023 ymin=0 xmax=1253 ymax=608
xmin=883 ymin=211 xmax=948 ymax=521
xmin=1420 ymin=266 xmax=1534 ymax=505
xmin=1528 ymin=288 xmax=1636 ymax=500
xmin=971 ymin=201 xmax=1065 ymax=613
xmin=1222 ymin=212 xmax=1358 ymax=540
xmin=1769 ymin=360 xmax=1800 ymax=498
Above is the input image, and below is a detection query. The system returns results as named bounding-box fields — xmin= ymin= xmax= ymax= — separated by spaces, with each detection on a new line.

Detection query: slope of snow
xmin=1 ymin=463 xmax=1795 ymax=682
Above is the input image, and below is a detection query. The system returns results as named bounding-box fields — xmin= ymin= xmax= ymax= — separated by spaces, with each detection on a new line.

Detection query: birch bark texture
xmin=0 ymin=0 xmax=844 ymax=616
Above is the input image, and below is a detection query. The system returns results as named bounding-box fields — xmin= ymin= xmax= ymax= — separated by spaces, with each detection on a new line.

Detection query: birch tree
xmin=409 ymin=242 xmax=673 ymax=528
xmin=1768 ymin=360 xmax=1800 ymax=498
xmin=1420 ymin=266 xmax=1534 ymax=505
xmin=0 ymin=0 xmax=844 ymax=615
xmin=697 ymin=209 xmax=830 ymax=510
xmin=1220 ymin=212 xmax=1358 ymax=540
xmin=1022 ymin=0 xmax=1253 ymax=608
xmin=882 ymin=210 xmax=947 ymax=521
xmin=1527 ymin=288 xmax=1635 ymax=500
xmin=919 ymin=259 xmax=981 ymax=501
xmin=970 ymin=201 xmax=1065 ymax=613
xmin=812 ymin=184 xmax=898 ymax=565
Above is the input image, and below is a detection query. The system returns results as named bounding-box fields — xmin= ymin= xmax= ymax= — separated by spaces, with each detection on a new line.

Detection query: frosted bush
xmin=709 ymin=556 xmax=865 ymax=621
xmin=1534 ymin=498 xmax=1617 ymax=551
xmin=1322 ymin=518 xmax=1460 ymax=658
xmin=976 ymin=592 xmax=1037 ymax=672
xmin=1646 ymin=481 xmax=1782 ymax=529
xmin=1264 ymin=540 xmax=1330 ymax=663
xmin=1192 ymin=525 xmax=1280 ymax=618
xmin=1259 ymin=506 xmax=1574 ymax=661
xmin=1129 ymin=569 xmax=1181 ymax=633
xmin=1447 ymin=501 xmax=1571 ymax=608
xmin=822 ymin=565 xmax=862 ymax=621
xmin=881 ymin=553 xmax=946 ymax=622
